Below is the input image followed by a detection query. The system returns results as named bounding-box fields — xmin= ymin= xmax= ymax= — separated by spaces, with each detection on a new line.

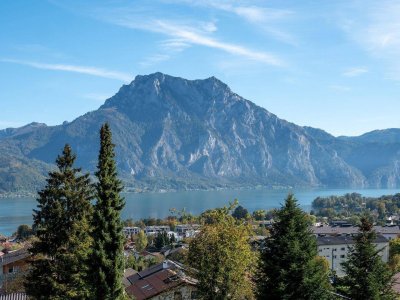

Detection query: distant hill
xmin=1 ymin=72 xmax=399 ymax=193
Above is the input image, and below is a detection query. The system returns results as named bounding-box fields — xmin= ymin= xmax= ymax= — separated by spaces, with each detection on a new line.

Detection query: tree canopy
xmin=257 ymin=194 xmax=332 ymax=300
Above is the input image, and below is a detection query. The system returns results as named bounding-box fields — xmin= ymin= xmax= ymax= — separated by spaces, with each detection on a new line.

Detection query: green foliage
xmin=389 ymin=237 xmax=400 ymax=271
xmin=154 ymin=231 xmax=170 ymax=250
xmin=25 ymin=144 xmax=94 ymax=299
xmin=125 ymin=254 xmax=159 ymax=272
xmin=15 ymin=224 xmax=34 ymax=240
xmin=312 ymin=192 xmax=400 ymax=222
xmin=88 ymin=123 xmax=126 ymax=300
xmin=252 ymin=209 xmax=266 ymax=221
xmin=188 ymin=203 xmax=256 ymax=300
xmin=257 ymin=194 xmax=332 ymax=300
xmin=232 ymin=205 xmax=250 ymax=220
xmin=337 ymin=217 xmax=397 ymax=300
xmin=135 ymin=230 xmax=148 ymax=252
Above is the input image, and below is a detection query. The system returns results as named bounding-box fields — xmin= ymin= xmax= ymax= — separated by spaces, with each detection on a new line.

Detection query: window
xmin=8 ymin=267 xmax=14 ymax=273
xmin=333 ymin=255 xmax=337 ymax=259
xmin=340 ymin=255 xmax=345 ymax=258
xmin=341 ymin=247 xmax=345 ymax=251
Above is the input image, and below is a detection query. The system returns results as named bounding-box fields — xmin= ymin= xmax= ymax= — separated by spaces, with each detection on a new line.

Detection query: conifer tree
xmin=338 ymin=217 xmax=397 ymax=300
xmin=89 ymin=123 xmax=125 ymax=300
xmin=257 ymin=194 xmax=332 ymax=300
xmin=25 ymin=145 xmax=94 ymax=299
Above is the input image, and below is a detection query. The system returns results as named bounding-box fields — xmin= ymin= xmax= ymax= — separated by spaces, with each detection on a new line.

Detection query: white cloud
xmin=174 ymin=0 xmax=297 ymax=45
xmin=140 ymin=54 xmax=171 ymax=67
xmin=82 ymin=93 xmax=113 ymax=102
xmin=0 ymin=121 xmax=25 ymax=129
xmin=342 ymin=67 xmax=368 ymax=77
xmin=112 ymin=17 xmax=283 ymax=66
xmin=1 ymin=58 xmax=132 ymax=82
xmin=329 ymin=85 xmax=351 ymax=92
xmin=339 ymin=1 xmax=400 ymax=80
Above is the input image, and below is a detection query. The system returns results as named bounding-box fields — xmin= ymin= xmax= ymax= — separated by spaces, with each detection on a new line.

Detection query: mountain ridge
xmin=1 ymin=72 xmax=399 ymax=193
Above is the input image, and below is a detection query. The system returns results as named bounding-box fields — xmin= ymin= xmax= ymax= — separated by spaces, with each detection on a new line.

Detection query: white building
xmin=313 ymin=225 xmax=400 ymax=241
xmin=317 ymin=234 xmax=389 ymax=277
xmin=175 ymin=224 xmax=200 ymax=236
xmin=123 ymin=227 xmax=141 ymax=237
xmin=144 ymin=226 xmax=170 ymax=235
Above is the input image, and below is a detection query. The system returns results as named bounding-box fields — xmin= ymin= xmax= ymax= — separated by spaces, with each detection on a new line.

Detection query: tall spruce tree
xmin=25 ymin=145 xmax=94 ymax=299
xmin=89 ymin=123 xmax=125 ymax=300
xmin=338 ymin=216 xmax=397 ymax=300
xmin=257 ymin=194 xmax=332 ymax=300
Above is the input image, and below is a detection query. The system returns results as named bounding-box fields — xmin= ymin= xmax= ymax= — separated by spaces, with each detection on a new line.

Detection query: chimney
xmin=163 ymin=260 xmax=169 ymax=269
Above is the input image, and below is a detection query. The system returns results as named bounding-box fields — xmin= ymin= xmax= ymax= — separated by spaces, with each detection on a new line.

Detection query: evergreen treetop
xmin=25 ymin=144 xmax=94 ymax=299
xmin=89 ymin=123 xmax=126 ymax=300
xmin=338 ymin=216 xmax=397 ymax=300
xmin=258 ymin=193 xmax=332 ymax=300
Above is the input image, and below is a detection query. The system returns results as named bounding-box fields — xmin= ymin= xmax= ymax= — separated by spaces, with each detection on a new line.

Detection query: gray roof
xmin=127 ymin=260 xmax=178 ymax=284
xmin=0 ymin=247 xmax=30 ymax=267
xmin=313 ymin=225 xmax=400 ymax=235
xmin=317 ymin=234 xmax=388 ymax=246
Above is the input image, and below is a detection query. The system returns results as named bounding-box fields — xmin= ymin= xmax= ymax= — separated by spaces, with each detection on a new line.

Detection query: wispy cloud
xmin=173 ymin=0 xmax=297 ymax=45
xmin=329 ymin=85 xmax=351 ymax=92
xmin=82 ymin=93 xmax=113 ymax=102
xmin=1 ymin=58 xmax=132 ymax=82
xmin=140 ymin=54 xmax=171 ymax=67
xmin=0 ymin=121 xmax=25 ymax=129
xmin=112 ymin=17 xmax=284 ymax=66
xmin=342 ymin=67 xmax=368 ymax=77
xmin=338 ymin=1 xmax=400 ymax=80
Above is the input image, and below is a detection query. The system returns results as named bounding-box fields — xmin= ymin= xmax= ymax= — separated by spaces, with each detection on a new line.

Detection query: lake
xmin=1 ymin=188 xmax=399 ymax=236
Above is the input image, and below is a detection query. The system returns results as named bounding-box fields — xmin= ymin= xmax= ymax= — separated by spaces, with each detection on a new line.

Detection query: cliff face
xmin=0 ymin=72 xmax=398 ymax=192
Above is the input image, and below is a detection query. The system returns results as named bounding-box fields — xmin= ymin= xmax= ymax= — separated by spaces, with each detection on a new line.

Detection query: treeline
xmin=24 ymin=123 xmax=126 ymax=300
xmin=312 ymin=192 xmax=400 ymax=222
xmin=186 ymin=194 xmax=397 ymax=299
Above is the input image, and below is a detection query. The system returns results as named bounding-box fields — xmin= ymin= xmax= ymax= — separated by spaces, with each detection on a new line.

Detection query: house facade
xmin=317 ymin=234 xmax=389 ymax=277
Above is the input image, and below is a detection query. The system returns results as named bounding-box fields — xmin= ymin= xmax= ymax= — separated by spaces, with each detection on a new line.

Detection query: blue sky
xmin=1 ymin=0 xmax=400 ymax=136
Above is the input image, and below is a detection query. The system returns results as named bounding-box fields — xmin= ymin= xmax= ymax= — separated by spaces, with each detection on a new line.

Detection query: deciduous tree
xmin=188 ymin=203 xmax=256 ymax=299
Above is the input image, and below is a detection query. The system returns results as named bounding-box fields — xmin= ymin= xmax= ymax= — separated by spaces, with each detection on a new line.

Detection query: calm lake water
xmin=1 ymin=188 xmax=399 ymax=236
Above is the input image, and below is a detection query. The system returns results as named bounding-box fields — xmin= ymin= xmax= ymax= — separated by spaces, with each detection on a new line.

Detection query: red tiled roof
xmin=125 ymin=268 xmax=189 ymax=300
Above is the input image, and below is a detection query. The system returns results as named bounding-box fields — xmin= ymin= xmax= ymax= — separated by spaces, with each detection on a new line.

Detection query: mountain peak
xmin=101 ymin=72 xmax=235 ymax=115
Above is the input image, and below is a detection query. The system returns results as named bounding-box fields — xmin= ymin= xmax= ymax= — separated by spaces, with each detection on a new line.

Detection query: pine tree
xmin=257 ymin=194 xmax=332 ymax=300
xmin=89 ymin=123 xmax=125 ymax=300
xmin=338 ymin=216 xmax=397 ymax=300
xmin=25 ymin=144 xmax=94 ymax=299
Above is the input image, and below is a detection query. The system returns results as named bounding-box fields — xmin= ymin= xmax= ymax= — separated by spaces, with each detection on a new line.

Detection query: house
xmin=175 ymin=225 xmax=200 ymax=237
xmin=312 ymin=225 xmax=400 ymax=240
xmin=123 ymin=268 xmax=138 ymax=288
xmin=144 ymin=226 xmax=170 ymax=236
xmin=125 ymin=260 xmax=198 ymax=300
xmin=123 ymin=227 xmax=141 ymax=237
xmin=0 ymin=246 xmax=31 ymax=292
xmin=316 ymin=234 xmax=389 ymax=277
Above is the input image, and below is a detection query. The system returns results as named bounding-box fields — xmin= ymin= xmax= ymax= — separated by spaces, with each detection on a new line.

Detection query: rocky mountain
xmin=0 ymin=72 xmax=399 ymax=193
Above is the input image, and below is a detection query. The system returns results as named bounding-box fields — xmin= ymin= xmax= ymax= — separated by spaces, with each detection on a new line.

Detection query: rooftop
xmin=0 ymin=247 xmax=30 ymax=267
xmin=125 ymin=260 xmax=196 ymax=300
xmin=317 ymin=234 xmax=388 ymax=246
xmin=312 ymin=225 xmax=400 ymax=235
